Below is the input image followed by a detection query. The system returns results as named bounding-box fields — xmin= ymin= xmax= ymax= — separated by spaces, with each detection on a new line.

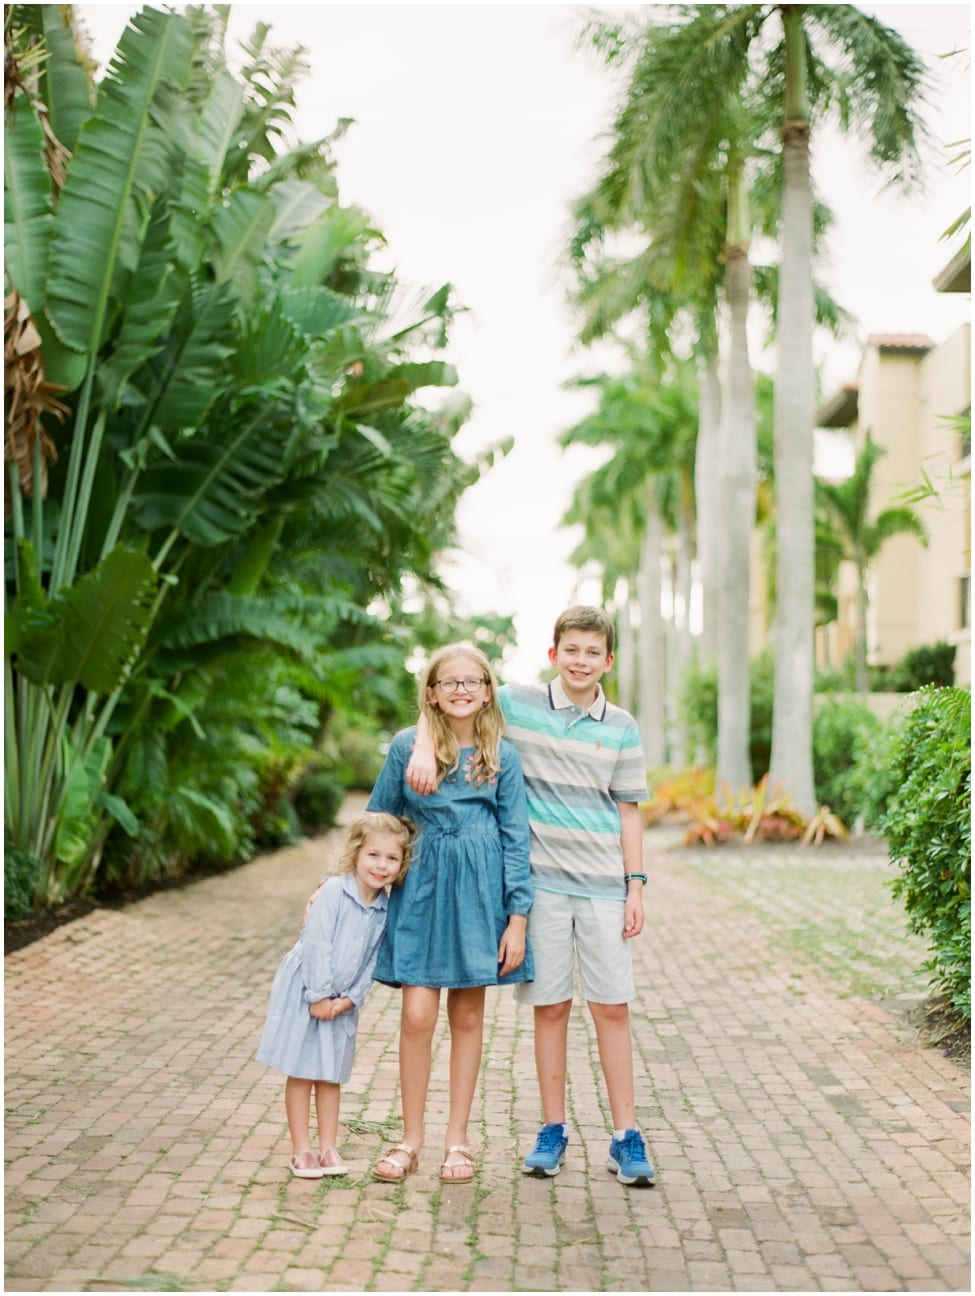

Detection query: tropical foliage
xmin=4 ymin=6 xmax=486 ymax=908
xmin=816 ymin=436 xmax=926 ymax=690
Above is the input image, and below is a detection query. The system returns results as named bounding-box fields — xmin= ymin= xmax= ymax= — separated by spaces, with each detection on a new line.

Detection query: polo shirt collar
xmin=548 ymin=675 xmax=608 ymax=721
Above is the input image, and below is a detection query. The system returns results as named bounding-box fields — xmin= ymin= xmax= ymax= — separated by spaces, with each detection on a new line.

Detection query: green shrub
xmin=882 ymin=687 xmax=971 ymax=1018
xmin=844 ymin=718 xmax=905 ymax=832
xmin=318 ymin=717 xmax=385 ymax=790
xmin=888 ymin=641 xmax=956 ymax=692
xmin=294 ymin=763 xmax=345 ymax=831
xmin=681 ymin=665 xmax=718 ymax=766
xmin=4 ymin=847 xmax=40 ymax=920
xmin=682 ymin=651 xmax=774 ymax=782
xmin=813 ymin=698 xmax=881 ymax=826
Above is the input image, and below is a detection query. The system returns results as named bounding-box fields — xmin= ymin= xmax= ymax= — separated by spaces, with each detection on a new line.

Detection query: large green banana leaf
xmin=179 ymin=69 xmax=244 ymax=204
xmin=45 ymin=7 xmax=193 ymax=358
xmin=3 ymin=102 xmax=52 ymax=314
xmin=96 ymin=202 xmax=181 ymax=410
xmin=10 ymin=543 xmax=158 ymax=693
xmin=37 ymin=4 xmax=94 ymax=152
xmin=289 ymin=203 xmax=374 ymax=287
xmin=146 ymin=281 xmax=238 ymax=433
xmin=335 ymin=362 xmax=458 ymax=416
xmin=211 ymin=187 xmax=276 ymax=298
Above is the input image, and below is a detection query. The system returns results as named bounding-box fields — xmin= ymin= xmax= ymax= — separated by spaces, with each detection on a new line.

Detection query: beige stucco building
xmin=815 ymin=290 xmax=971 ymax=686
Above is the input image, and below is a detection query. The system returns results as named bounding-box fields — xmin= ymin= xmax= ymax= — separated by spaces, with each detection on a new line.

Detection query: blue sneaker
xmin=607 ymin=1129 xmax=655 ymax=1186
xmin=522 ymin=1123 xmax=568 ymax=1176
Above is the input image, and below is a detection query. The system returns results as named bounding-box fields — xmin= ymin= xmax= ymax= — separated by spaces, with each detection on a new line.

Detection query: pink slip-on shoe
xmin=289 ymin=1150 xmax=326 ymax=1179
xmin=319 ymin=1147 xmax=348 ymax=1175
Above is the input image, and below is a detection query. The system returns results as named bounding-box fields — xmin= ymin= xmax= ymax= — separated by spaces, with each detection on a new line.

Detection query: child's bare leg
xmin=397 ymin=985 xmax=440 ymax=1153
xmin=533 ymin=1000 xmax=572 ymax=1124
xmin=284 ymin=1076 xmax=314 ymax=1156
xmin=587 ymin=1000 xmax=636 ymax=1129
xmin=444 ymin=986 xmax=486 ymax=1147
xmin=313 ymin=1080 xmax=341 ymax=1151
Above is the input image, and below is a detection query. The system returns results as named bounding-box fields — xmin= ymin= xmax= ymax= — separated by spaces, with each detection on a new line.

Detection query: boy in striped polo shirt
xmin=408 ymin=606 xmax=655 ymax=1187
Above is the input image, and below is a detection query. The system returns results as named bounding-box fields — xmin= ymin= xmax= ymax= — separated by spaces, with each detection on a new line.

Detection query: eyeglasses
xmin=435 ymin=677 xmax=487 ymax=694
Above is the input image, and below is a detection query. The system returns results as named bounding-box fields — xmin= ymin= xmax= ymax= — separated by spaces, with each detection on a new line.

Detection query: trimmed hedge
xmin=881 ymin=687 xmax=971 ymax=1018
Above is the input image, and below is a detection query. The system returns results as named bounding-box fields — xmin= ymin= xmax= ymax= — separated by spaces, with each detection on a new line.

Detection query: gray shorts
xmin=514 ymin=888 xmax=635 ymax=1006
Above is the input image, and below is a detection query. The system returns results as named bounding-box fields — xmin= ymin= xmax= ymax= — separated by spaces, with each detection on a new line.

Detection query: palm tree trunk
xmin=638 ymin=489 xmax=667 ymax=766
xmin=768 ymin=10 xmax=817 ymax=814
xmin=616 ymin=578 xmax=637 ymax=714
xmin=855 ymin=549 xmax=870 ymax=692
xmin=670 ymin=472 xmax=694 ymax=766
xmin=716 ymin=166 xmax=755 ymax=794
xmin=695 ymin=346 xmax=721 ymax=667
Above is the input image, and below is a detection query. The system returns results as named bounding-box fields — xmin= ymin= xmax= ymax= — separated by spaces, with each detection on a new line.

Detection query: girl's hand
xmin=309 ymin=996 xmax=352 ymax=1020
xmin=497 ymin=914 xmax=527 ymax=976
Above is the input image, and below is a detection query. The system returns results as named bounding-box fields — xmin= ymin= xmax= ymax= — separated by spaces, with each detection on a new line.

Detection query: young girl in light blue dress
xmin=366 ymin=643 xmax=533 ymax=1186
xmin=257 ymin=811 xmax=415 ymax=1178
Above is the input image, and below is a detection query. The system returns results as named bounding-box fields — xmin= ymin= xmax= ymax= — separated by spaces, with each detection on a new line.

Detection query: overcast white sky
xmin=79 ymin=2 xmax=971 ymax=678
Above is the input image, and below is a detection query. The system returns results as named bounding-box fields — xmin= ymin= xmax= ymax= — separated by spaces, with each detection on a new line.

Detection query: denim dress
xmin=256 ymin=873 xmax=388 ymax=1082
xmin=367 ymin=729 xmax=534 ymax=989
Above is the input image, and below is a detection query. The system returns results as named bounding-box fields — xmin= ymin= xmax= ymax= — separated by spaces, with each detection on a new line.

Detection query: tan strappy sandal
xmin=373 ymin=1143 xmax=419 ymax=1182
xmin=439 ymin=1144 xmax=476 ymax=1183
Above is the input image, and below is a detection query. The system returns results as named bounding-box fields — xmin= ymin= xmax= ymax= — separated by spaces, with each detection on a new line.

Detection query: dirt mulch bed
xmin=4 ymin=859 xmax=245 ymax=956
xmin=905 ymin=995 xmax=971 ymax=1070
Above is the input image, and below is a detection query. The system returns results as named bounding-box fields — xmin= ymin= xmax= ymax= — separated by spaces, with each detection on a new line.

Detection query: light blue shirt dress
xmin=367 ymin=728 xmax=534 ymax=989
xmin=256 ymin=872 xmax=388 ymax=1083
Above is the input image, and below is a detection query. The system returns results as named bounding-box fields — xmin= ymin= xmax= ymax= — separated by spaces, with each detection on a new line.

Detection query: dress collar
xmin=547 ymin=676 xmax=607 ymax=721
xmin=339 ymin=869 xmax=389 ymax=912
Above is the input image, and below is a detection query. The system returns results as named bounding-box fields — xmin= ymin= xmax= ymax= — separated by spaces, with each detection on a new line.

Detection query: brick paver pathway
xmin=5 ymin=801 xmax=970 ymax=1292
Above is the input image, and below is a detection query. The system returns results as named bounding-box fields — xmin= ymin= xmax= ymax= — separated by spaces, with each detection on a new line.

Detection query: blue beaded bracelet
xmin=624 ymin=872 xmax=648 ymax=885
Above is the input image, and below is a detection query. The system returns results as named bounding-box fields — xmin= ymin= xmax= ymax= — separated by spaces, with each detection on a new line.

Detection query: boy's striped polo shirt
xmin=498 ymin=679 xmax=648 ymax=901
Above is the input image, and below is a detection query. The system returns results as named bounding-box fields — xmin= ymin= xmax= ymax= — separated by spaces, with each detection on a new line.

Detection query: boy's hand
xmin=301 ymin=885 xmax=323 ymax=929
xmin=623 ymin=888 xmax=644 ymax=939
xmin=405 ymin=743 xmax=438 ymax=795
xmin=497 ymin=914 xmax=527 ymax=976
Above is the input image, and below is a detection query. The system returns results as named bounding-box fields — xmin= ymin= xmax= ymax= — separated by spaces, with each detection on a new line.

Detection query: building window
xmin=961 ymin=573 xmax=971 ymax=631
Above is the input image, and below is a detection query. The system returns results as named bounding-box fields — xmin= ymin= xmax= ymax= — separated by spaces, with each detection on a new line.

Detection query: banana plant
xmin=5 ymin=5 xmax=465 ymax=903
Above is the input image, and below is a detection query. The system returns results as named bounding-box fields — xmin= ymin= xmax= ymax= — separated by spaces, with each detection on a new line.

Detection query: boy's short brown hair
xmin=552 ymin=605 xmax=615 ymax=656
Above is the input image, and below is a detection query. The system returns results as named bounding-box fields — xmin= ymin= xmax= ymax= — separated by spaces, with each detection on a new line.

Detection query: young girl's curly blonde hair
xmin=335 ymin=811 xmax=416 ymax=885
xmin=420 ymin=643 xmax=505 ymax=787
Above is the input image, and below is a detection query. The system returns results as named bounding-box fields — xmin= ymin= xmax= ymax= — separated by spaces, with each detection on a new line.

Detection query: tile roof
xmin=867 ymin=333 xmax=936 ymax=352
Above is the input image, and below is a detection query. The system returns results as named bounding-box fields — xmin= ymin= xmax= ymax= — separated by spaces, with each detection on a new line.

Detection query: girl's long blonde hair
xmin=420 ymin=643 xmax=505 ymax=786
xmin=335 ymin=811 xmax=416 ymax=885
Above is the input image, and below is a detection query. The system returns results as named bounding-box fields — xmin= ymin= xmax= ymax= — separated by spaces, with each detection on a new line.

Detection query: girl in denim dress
xmin=367 ymin=643 xmax=533 ymax=1186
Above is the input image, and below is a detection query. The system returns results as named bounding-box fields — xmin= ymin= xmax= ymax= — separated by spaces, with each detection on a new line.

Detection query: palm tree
xmin=762 ymin=5 xmax=926 ymax=811
xmin=816 ymin=437 xmax=926 ymax=691
xmin=559 ymin=356 xmax=698 ymax=763
xmin=573 ymin=9 xmax=761 ymax=791
xmin=577 ymin=3 xmax=928 ymax=811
